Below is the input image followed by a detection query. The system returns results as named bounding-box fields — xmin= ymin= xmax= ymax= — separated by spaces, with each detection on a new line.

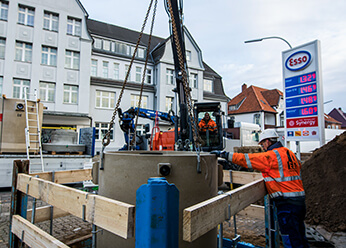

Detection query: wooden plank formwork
xmin=12 ymin=168 xmax=267 ymax=246
xmin=11 ymin=215 xmax=69 ymax=248
xmin=30 ymin=168 xmax=92 ymax=184
xmin=223 ymin=170 xmax=263 ymax=184
xmin=26 ymin=205 xmax=69 ymax=223
xmin=16 ymin=173 xmax=135 ymax=239
xmin=183 ymin=178 xmax=266 ymax=242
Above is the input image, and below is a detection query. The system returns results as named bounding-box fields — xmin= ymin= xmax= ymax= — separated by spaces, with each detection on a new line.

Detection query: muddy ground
xmin=302 ymin=131 xmax=346 ymax=232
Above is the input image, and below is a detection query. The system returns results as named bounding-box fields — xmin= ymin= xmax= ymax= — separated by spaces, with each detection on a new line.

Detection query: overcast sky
xmin=81 ymin=0 xmax=346 ymax=114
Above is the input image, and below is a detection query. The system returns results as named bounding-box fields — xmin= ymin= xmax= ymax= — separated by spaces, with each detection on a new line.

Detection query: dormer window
xmin=203 ymin=79 xmax=213 ymax=92
xmin=228 ymin=97 xmax=246 ymax=111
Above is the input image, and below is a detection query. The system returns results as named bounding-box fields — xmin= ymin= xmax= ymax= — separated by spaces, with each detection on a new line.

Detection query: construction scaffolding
xmin=9 ymin=160 xmax=268 ymax=248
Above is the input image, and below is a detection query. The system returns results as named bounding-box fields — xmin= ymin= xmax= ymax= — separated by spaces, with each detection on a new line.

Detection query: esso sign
xmin=285 ymin=51 xmax=312 ymax=71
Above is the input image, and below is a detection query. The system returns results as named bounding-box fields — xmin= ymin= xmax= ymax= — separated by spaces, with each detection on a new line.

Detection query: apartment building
xmin=0 ymin=0 xmax=229 ymax=151
xmin=87 ymin=19 xmax=229 ymax=150
xmin=0 ymin=0 xmax=92 ymax=130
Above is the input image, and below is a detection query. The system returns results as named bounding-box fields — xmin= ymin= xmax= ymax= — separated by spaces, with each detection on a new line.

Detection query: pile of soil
xmin=301 ymin=131 xmax=346 ymax=232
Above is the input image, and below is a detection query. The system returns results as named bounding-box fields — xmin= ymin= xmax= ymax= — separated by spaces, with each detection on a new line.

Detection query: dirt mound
xmin=301 ymin=131 xmax=346 ymax=232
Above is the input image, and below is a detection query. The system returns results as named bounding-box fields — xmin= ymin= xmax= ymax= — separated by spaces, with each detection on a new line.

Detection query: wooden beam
xmin=183 ymin=178 xmax=266 ymax=242
xmin=238 ymin=204 xmax=265 ymax=220
xmin=9 ymin=160 xmax=30 ymax=247
xmin=27 ymin=205 xmax=69 ymax=223
xmin=11 ymin=215 xmax=69 ymax=248
xmin=17 ymin=173 xmax=135 ymax=239
xmin=30 ymin=169 xmax=92 ymax=184
xmin=223 ymin=170 xmax=262 ymax=184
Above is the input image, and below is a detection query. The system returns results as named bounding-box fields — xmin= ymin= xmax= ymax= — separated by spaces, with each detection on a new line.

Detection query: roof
xmin=328 ymin=108 xmax=346 ymax=128
xmin=261 ymin=89 xmax=283 ymax=107
xmin=228 ymin=85 xmax=282 ymax=115
xmin=324 ymin=113 xmax=342 ymax=125
xmin=87 ymin=19 xmax=165 ymax=51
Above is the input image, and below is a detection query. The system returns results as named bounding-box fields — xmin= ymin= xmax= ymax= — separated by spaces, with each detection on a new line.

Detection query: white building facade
xmin=0 ymin=0 xmax=92 ymax=130
xmin=0 ymin=0 xmax=229 ymax=152
xmin=88 ymin=20 xmax=229 ymax=150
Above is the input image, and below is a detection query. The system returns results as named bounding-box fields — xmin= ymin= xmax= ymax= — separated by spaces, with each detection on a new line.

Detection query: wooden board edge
xmin=11 ymin=215 xmax=69 ymax=248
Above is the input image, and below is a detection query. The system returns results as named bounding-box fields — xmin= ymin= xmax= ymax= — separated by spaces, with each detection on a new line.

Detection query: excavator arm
xmin=165 ymin=0 xmax=192 ymax=150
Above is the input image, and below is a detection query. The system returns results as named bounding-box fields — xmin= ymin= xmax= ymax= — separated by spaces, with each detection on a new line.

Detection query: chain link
xmin=130 ymin=0 xmax=158 ymax=148
xmin=102 ymin=0 xmax=156 ymax=147
xmin=166 ymin=0 xmax=201 ymax=148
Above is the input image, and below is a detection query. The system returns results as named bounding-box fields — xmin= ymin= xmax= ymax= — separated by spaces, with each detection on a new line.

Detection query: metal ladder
xmin=24 ymin=88 xmax=44 ymax=172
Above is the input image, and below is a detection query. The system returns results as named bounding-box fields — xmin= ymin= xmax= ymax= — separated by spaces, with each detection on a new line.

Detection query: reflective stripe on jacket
xmin=198 ymin=119 xmax=217 ymax=132
xmin=228 ymin=147 xmax=305 ymax=199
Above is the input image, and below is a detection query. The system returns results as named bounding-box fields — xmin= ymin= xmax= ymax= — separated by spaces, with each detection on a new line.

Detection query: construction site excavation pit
xmin=97 ymin=151 xmax=218 ymax=248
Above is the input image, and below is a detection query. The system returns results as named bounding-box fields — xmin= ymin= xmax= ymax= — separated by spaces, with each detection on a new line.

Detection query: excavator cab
xmin=194 ymin=102 xmax=224 ymax=152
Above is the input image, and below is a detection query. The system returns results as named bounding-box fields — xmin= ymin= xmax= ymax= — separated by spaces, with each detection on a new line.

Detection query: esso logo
xmin=285 ymin=51 xmax=312 ymax=71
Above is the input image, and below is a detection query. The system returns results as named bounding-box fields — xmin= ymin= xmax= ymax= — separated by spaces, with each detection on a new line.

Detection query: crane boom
xmin=165 ymin=0 xmax=192 ymax=150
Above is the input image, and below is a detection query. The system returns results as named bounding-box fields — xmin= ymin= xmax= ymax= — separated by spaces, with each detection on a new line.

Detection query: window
xmin=186 ymin=50 xmax=191 ymax=61
xmin=15 ymin=41 xmax=32 ymax=62
xmin=41 ymin=46 xmax=57 ymax=66
xmin=229 ymin=97 xmax=246 ymax=111
xmin=13 ymin=79 xmax=30 ymax=99
xmin=135 ymin=124 xmax=146 ymax=136
xmin=125 ymin=65 xmax=131 ymax=81
xmin=63 ymin=85 xmax=78 ymax=104
xmin=203 ymin=79 xmax=213 ymax=92
xmin=254 ymin=113 xmax=261 ymax=126
xmin=146 ymin=69 xmax=152 ymax=84
xmin=95 ymin=122 xmax=113 ymax=140
xmin=191 ymin=73 xmax=198 ymax=88
xmin=94 ymin=38 xmax=102 ymax=49
xmin=0 ymin=1 xmax=8 ymax=21
xmin=43 ymin=11 xmax=59 ymax=32
xmin=91 ymin=59 xmax=97 ymax=76
xmin=18 ymin=5 xmax=35 ymax=27
xmin=0 ymin=38 xmax=5 ymax=59
xmin=103 ymin=40 xmax=111 ymax=51
xmin=166 ymin=69 xmax=174 ymax=85
xmin=67 ymin=17 xmax=81 ymax=36
xmin=114 ymin=41 xmax=126 ymax=54
xmin=0 ymin=76 xmax=3 ymax=96
xmin=135 ymin=67 xmax=142 ymax=83
xmin=102 ymin=61 xmax=109 ymax=78
xmin=131 ymin=94 xmax=148 ymax=108
xmin=165 ymin=97 xmax=174 ymax=112
xmin=65 ymin=50 xmax=79 ymax=69
xmin=113 ymin=63 xmax=119 ymax=79
xmin=229 ymin=105 xmax=236 ymax=111
xmin=39 ymin=82 xmax=55 ymax=102
xmin=95 ymin=90 xmax=115 ymax=109
xmin=137 ymin=48 xmax=145 ymax=58
xmin=126 ymin=45 xmax=134 ymax=56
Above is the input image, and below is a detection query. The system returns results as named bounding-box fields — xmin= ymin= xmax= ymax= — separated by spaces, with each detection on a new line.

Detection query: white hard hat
xmin=258 ymin=129 xmax=279 ymax=144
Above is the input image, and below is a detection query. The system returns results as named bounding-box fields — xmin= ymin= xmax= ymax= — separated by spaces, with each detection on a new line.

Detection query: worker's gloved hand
xmin=210 ymin=150 xmax=228 ymax=159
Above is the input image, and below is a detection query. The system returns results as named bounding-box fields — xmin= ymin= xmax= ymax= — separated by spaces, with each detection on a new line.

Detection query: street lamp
xmin=244 ymin=36 xmax=292 ymax=49
xmin=244 ymin=35 xmax=297 ymax=158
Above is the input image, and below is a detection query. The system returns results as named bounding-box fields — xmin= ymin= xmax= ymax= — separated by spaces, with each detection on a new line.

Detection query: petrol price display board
xmin=282 ymin=40 xmax=324 ymax=142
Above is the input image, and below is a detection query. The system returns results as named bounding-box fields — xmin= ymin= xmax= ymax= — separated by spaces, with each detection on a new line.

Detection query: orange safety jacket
xmin=228 ymin=147 xmax=305 ymax=199
xmin=198 ymin=119 xmax=217 ymax=132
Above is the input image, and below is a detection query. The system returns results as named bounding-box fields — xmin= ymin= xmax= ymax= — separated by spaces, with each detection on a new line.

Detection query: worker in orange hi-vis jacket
xmin=198 ymin=112 xmax=217 ymax=132
xmin=211 ymin=129 xmax=309 ymax=248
